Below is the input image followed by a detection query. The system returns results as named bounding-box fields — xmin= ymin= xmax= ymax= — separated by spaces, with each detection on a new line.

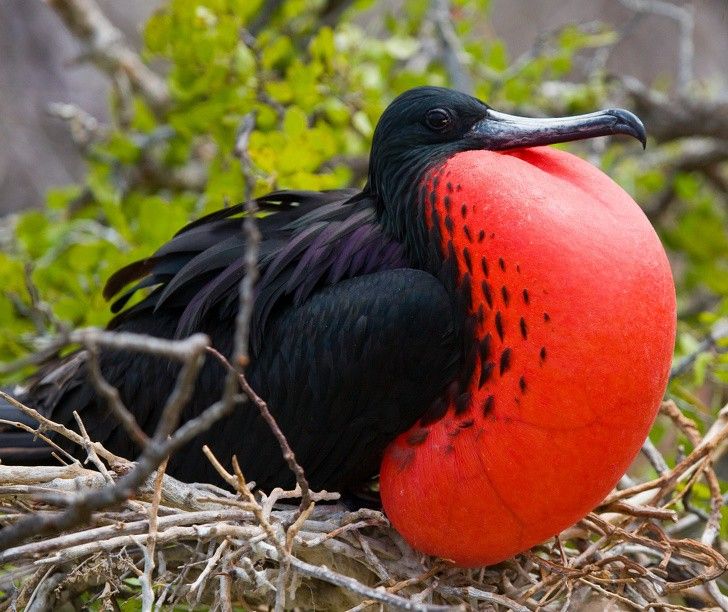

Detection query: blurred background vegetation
xmin=0 ymin=0 xmax=727 ymax=536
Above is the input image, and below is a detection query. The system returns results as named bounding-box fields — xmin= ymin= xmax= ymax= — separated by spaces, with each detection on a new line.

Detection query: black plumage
xmin=0 ymin=86 xmax=646 ymax=492
xmin=1 ymin=186 xmax=465 ymax=491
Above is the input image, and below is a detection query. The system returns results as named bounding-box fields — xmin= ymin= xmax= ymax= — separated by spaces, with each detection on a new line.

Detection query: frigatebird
xmin=0 ymin=87 xmax=676 ymax=566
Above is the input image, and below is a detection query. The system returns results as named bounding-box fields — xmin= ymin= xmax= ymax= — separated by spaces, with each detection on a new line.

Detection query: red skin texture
xmin=379 ymin=147 xmax=676 ymax=567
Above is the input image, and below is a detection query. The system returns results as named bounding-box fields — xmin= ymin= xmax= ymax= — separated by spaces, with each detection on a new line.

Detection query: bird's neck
xmin=370 ymin=146 xmax=459 ymax=253
xmin=366 ymin=165 xmax=490 ymax=428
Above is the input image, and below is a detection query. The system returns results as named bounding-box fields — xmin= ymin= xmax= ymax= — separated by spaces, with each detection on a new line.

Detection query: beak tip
xmin=637 ymin=128 xmax=647 ymax=150
xmin=608 ymin=108 xmax=647 ymax=149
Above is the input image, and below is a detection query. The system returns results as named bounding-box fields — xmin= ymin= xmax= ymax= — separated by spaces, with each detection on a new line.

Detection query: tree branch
xmin=618 ymin=76 xmax=728 ymax=143
xmin=45 ymin=0 xmax=170 ymax=114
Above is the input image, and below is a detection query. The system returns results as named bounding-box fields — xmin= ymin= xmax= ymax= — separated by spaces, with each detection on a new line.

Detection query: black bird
xmin=0 ymin=86 xmax=648 ymax=496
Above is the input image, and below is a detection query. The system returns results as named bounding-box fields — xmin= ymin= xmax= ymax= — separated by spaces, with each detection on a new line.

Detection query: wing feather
xmin=105 ymin=189 xmax=407 ymax=352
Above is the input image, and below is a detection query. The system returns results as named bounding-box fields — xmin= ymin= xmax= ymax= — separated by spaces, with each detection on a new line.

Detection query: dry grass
xmin=0 ymin=397 xmax=727 ymax=611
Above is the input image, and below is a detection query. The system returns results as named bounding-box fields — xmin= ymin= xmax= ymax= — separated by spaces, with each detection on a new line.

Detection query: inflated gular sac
xmin=380 ymin=146 xmax=676 ymax=567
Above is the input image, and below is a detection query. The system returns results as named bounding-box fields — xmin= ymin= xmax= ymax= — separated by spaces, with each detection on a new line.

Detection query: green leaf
xmin=485 ymin=40 xmax=508 ymax=72
xmin=284 ymin=106 xmax=308 ymax=136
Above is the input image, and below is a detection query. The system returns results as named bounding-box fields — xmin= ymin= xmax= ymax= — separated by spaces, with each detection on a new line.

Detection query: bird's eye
xmin=425 ymin=108 xmax=452 ymax=131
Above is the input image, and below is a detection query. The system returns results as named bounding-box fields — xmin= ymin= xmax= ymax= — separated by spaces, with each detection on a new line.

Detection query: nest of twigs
xmin=0 ymin=395 xmax=726 ymax=611
xmin=0 ymin=320 xmax=726 ymax=612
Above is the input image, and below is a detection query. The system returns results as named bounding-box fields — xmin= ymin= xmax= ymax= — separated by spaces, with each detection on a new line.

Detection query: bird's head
xmin=366 ymin=86 xmax=646 ymax=218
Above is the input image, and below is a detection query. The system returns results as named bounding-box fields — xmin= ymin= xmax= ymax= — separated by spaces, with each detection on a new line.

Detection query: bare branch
xmin=618 ymin=0 xmax=694 ymax=92
xmin=232 ymin=111 xmax=260 ymax=370
xmin=72 ymin=328 xmax=210 ymax=362
xmin=0 ymin=399 xmax=234 ymax=550
xmin=0 ymin=418 xmax=78 ymax=466
xmin=218 ymin=572 xmax=233 ymax=612
xmin=641 ymin=436 xmax=669 ymax=476
xmin=0 ymin=509 xmax=252 ymax=566
xmin=671 ymin=319 xmax=728 ymax=379
xmin=437 ymin=586 xmax=529 ymax=612
xmin=0 ymin=332 xmax=232 ymax=551
xmin=190 ymin=538 xmax=229 ymax=598
xmin=430 ymin=0 xmax=473 ymax=94
xmin=45 ymin=0 xmax=170 ymax=113
xmin=72 ymin=411 xmax=113 ymax=481
xmin=46 ymin=102 xmax=105 ymax=151
xmin=288 ymin=556 xmax=452 ymax=611
xmin=618 ymin=76 xmax=728 ymax=142
xmin=0 ymin=391 xmax=122 ymax=464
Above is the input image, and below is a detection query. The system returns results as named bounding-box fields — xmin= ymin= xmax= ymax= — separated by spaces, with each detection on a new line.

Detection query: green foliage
xmin=0 ymin=1 xmax=726 ymax=434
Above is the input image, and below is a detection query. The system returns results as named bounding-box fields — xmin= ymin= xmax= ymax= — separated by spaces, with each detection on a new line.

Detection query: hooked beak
xmin=467 ymin=107 xmax=647 ymax=150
